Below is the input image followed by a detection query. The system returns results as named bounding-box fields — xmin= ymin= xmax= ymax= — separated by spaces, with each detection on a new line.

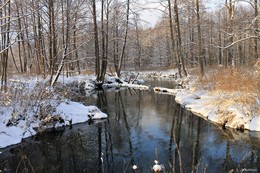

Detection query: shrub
xmin=207 ymin=67 xmax=260 ymax=94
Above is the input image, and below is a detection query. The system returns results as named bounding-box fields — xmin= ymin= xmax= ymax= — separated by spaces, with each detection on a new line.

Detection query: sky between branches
xmin=138 ymin=0 xmax=249 ymax=27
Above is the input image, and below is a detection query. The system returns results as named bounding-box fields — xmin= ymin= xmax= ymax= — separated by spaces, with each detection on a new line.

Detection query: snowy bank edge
xmin=0 ymin=101 xmax=107 ymax=149
xmin=175 ymin=91 xmax=260 ymax=132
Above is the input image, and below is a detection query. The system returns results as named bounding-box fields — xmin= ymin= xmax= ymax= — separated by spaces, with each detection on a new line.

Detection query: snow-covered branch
xmin=213 ymin=35 xmax=259 ymax=49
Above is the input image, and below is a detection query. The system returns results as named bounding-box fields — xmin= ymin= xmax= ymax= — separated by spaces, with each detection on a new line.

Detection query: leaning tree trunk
xmin=50 ymin=0 xmax=70 ymax=86
xmin=117 ymin=0 xmax=130 ymax=77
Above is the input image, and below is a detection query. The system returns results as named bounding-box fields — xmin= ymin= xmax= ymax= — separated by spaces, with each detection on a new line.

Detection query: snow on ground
xmin=0 ymin=75 xmax=107 ymax=149
xmin=56 ymin=74 xmax=96 ymax=84
xmin=0 ymin=99 xmax=107 ymax=149
xmin=102 ymin=75 xmax=149 ymax=90
xmin=150 ymin=70 xmax=260 ymax=131
xmin=174 ymin=81 xmax=260 ymax=131
xmin=0 ymin=116 xmax=37 ymax=148
xmin=103 ymin=82 xmax=149 ymax=90
xmin=0 ymin=72 xmax=150 ymax=149
xmin=56 ymin=71 xmax=260 ymax=132
xmin=122 ymin=83 xmax=149 ymax=90
xmin=138 ymin=69 xmax=178 ymax=79
xmin=56 ymin=101 xmax=107 ymax=124
xmin=1 ymin=69 xmax=259 ymax=149
xmin=153 ymin=87 xmax=184 ymax=95
xmin=0 ymin=73 xmax=149 ymax=149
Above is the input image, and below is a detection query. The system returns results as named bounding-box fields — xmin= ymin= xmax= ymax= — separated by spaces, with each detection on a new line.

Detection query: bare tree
xmin=0 ymin=0 xmax=11 ymax=91
xmin=14 ymin=0 xmax=27 ymax=73
xmin=99 ymin=0 xmax=111 ymax=82
xmin=116 ymin=0 xmax=130 ymax=77
xmin=196 ymin=0 xmax=204 ymax=76
xmin=92 ymin=0 xmax=101 ymax=83
xmin=173 ymin=0 xmax=187 ymax=77
xmin=49 ymin=0 xmax=58 ymax=83
xmin=254 ymin=0 xmax=258 ymax=59
xmin=72 ymin=2 xmax=81 ymax=75
xmin=50 ymin=0 xmax=70 ymax=86
xmin=167 ymin=0 xmax=182 ymax=76
xmin=226 ymin=0 xmax=235 ymax=66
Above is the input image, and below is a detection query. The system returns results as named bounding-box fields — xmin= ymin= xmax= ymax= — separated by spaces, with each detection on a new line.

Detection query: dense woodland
xmin=0 ymin=0 xmax=259 ymax=90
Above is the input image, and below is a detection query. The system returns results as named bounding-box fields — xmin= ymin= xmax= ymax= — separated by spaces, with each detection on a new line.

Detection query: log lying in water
xmin=153 ymin=87 xmax=184 ymax=95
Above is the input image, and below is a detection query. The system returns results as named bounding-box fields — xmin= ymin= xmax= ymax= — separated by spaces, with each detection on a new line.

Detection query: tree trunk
xmin=168 ymin=0 xmax=182 ymax=77
xmin=10 ymin=46 xmax=20 ymax=73
xmin=32 ymin=1 xmax=42 ymax=76
xmin=49 ymin=0 xmax=58 ymax=81
xmin=218 ymin=12 xmax=222 ymax=65
xmin=113 ymin=5 xmax=119 ymax=76
xmin=0 ymin=0 xmax=10 ymax=92
xmin=92 ymin=0 xmax=100 ymax=80
xmin=196 ymin=0 xmax=204 ymax=77
xmin=188 ymin=0 xmax=195 ymax=68
xmin=21 ymin=2 xmax=33 ymax=73
xmin=105 ymin=0 xmax=110 ymax=77
xmin=49 ymin=0 xmax=54 ymax=83
xmin=15 ymin=1 xmax=27 ymax=73
xmin=117 ymin=0 xmax=130 ymax=77
xmin=174 ymin=0 xmax=187 ymax=77
xmin=226 ymin=0 xmax=234 ymax=66
xmin=254 ymin=0 xmax=258 ymax=59
xmin=51 ymin=0 xmax=57 ymax=72
xmin=134 ymin=14 xmax=142 ymax=69
xmin=36 ymin=0 xmax=46 ymax=77
xmin=99 ymin=0 xmax=108 ymax=82
xmin=73 ymin=10 xmax=81 ymax=75
xmin=15 ymin=1 xmax=25 ymax=73
xmin=50 ymin=0 xmax=70 ymax=86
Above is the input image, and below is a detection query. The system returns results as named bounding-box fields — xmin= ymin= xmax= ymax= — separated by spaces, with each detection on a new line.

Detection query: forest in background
xmin=0 ymin=0 xmax=259 ymax=90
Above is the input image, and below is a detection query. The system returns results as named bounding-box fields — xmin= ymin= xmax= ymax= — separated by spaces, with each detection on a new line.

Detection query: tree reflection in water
xmin=0 ymin=83 xmax=260 ymax=173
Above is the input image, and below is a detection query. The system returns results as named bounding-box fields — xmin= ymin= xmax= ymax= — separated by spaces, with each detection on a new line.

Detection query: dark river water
xmin=0 ymin=80 xmax=260 ymax=173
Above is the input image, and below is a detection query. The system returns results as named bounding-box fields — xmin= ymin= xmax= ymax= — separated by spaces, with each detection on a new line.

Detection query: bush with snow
xmin=0 ymin=76 xmax=107 ymax=148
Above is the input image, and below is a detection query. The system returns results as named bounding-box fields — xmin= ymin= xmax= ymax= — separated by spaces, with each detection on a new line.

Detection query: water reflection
xmin=0 ymin=81 xmax=260 ymax=173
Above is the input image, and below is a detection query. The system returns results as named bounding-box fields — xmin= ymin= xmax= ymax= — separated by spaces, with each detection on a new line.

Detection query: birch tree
xmin=0 ymin=0 xmax=11 ymax=91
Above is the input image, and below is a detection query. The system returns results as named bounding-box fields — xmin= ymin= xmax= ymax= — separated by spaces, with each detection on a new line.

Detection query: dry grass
xmin=207 ymin=67 xmax=259 ymax=93
xmin=190 ymin=67 xmax=260 ymax=123
xmin=196 ymin=67 xmax=260 ymax=93
xmin=194 ymin=67 xmax=260 ymax=106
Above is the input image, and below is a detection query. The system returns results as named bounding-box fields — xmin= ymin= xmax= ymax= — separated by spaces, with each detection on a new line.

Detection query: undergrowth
xmin=207 ymin=67 xmax=259 ymax=93
xmin=197 ymin=67 xmax=260 ymax=99
xmin=195 ymin=67 xmax=260 ymax=118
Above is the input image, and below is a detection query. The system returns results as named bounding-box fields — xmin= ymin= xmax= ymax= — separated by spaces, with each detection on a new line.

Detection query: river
xmin=0 ymin=80 xmax=259 ymax=173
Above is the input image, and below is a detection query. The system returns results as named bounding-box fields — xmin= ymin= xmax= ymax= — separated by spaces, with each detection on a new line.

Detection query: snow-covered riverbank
xmin=151 ymin=69 xmax=260 ymax=131
xmin=0 ymin=73 xmax=152 ymax=149
xmin=175 ymin=89 xmax=260 ymax=131
xmin=0 ymin=75 xmax=107 ymax=149
xmin=1 ymin=69 xmax=259 ymax=149
xmin=0 ymin=100 xmax=107 ymax=148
